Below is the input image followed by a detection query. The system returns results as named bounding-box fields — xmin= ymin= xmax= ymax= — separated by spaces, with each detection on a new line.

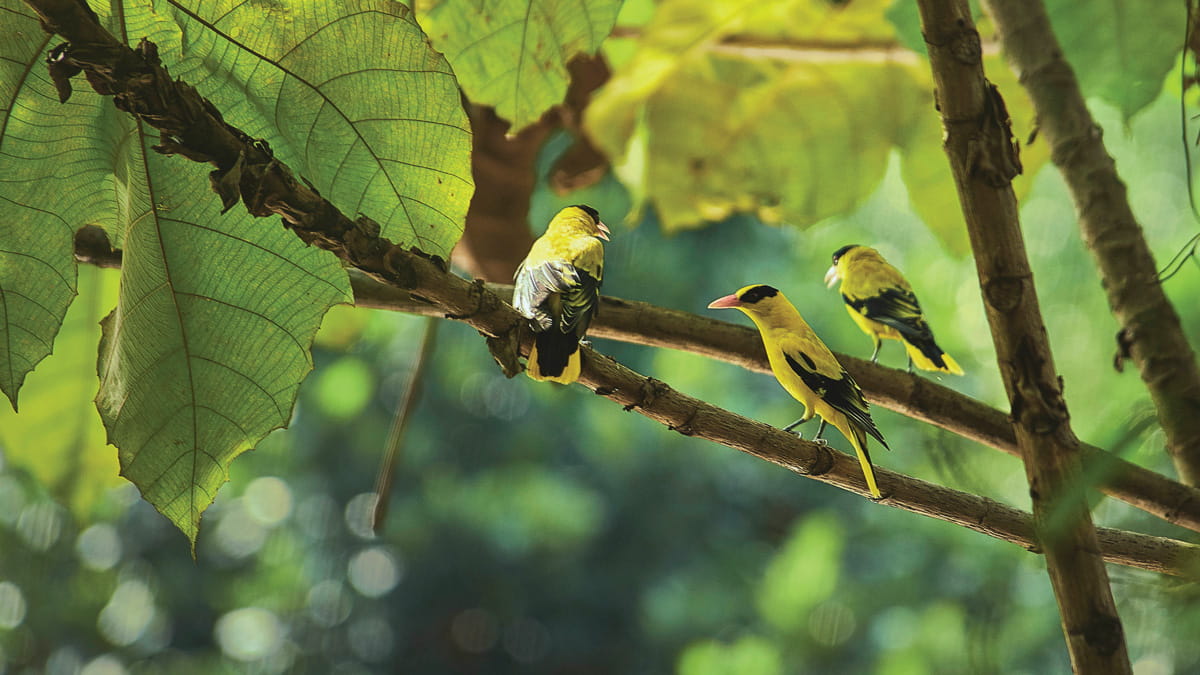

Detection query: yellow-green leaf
xmin=415 ymin=0 xmax=622 ymax=131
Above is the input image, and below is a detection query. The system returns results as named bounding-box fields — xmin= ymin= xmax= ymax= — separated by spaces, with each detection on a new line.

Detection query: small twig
xmin=371 ymin=317 xmax=439 ymax=532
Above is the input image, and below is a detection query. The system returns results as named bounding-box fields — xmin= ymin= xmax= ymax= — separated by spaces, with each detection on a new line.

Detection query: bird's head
xmin=707 ymin=284 xmax=783 ymax=316
xmin=551 ymin=204 xmax=610 ymax=241
xmin=824 ymin=244 xmax=863 ymax=288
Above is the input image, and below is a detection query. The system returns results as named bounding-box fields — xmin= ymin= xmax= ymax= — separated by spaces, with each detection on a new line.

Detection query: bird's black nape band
xmin=571 ymin=204 xmax=600 ymax=223
xmin=738 ymin=285 xmax=779 ymax=304
xmin=831 ymin=244 xmax=860 ymax=264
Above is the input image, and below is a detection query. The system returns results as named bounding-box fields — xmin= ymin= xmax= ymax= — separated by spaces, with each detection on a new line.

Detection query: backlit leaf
xmin=415 ymin=0 xmax=622 ymax=131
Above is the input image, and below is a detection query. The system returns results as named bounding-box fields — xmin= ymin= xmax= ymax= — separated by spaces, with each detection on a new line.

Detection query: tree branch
xmin=981 ymin=0 xmax=1200 ymax=487
xmin=73 ymin=227 xmax=1200 ymax=534
xmin=336 ymin=271 xmax=1200 ymax=535
xmin=916 ymin=1 xmax=1130 ymax=670
xmin=31 ymin=0 xmax=1200 ymax=584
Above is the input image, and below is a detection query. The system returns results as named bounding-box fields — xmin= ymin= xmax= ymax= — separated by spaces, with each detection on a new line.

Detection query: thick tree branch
xmin=981 ymin=0 xmax=1200 ymax=487
xmin=916 ymin=1 xmax=1130 ymax=671
xmin=33 ymin=0 xmax=1200 ymax=584
xmin=340 ymin=272 xmax=1200 ymax=535
xmin=74 ymin=227 xmax=1200 ymax=534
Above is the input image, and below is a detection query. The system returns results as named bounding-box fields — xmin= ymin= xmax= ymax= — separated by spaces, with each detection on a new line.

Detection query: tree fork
xmin=982 ymin=0 xmax=1200 ymax=487
xmin=915 ymin=0 xmax=1131 ymax=671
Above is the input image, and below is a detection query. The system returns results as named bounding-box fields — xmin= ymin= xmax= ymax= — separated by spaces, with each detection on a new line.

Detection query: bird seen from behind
xmin=825 ymin=245 xmax=963 ymax=375
xmin=708 ymin=284 xmax=888 ymax=498
xmin=513 ymin=205 xmax=609 ymax=384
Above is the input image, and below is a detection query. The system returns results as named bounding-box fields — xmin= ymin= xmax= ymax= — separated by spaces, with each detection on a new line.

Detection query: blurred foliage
xmin=586 ymin=0 xmax=1049 ymax=254
xmin=1 ymin=0 xmax=1199 ymax=673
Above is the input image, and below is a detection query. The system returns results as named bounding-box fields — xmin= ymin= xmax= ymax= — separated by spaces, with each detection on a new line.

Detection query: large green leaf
xmin=0 ymin=266 xmax=122 ymax=515
xmin=1 ymin=0 xmax=473 ymax=542
xmin=587 ymin=0 xmax=931 ymax=234
xmin=588 ymin=0 xmax=1049 ymax=249
xmin=95 ymin=143 xmax=352 ymax=546
xmin=415 ymin=0 xmax=622 ymax=131
xmin=1044 ymin=0 xmax=1184 ymax=122
xmin=143 ymin=0 xmax=473 ymax=256
xmin=0 ymin=3 xmax=103 ymax=408
xmin=889 ymin=0 xmax=1183 ymax=121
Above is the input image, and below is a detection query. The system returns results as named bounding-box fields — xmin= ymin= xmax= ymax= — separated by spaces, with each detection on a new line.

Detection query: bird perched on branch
xmin=513 ymin=205 xmax=609 ymax=384
xmin=708 ymin=284 xmax=887 ymax=498
xmin=825 ymin=245 xmax=963 ymax=375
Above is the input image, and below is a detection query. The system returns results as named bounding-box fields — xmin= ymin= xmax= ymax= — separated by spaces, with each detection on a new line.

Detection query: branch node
xmin=625 ymin=377 xmax=670 ymax=412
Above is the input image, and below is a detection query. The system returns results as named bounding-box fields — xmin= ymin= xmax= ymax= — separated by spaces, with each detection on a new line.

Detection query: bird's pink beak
xmin=707 ymin=294 xmax=742 ymax=309
xmin=597 ymin=221 xmax=610 ymax=241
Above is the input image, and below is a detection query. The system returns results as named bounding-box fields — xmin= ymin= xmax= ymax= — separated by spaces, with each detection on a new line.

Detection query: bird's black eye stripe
xmin=571 ymin=204 xmax=600 ymax=223
xmin=738 ymin=285 xmax=779 ymax=304
xmin=832 ymin=244 xmax=859 ymax=264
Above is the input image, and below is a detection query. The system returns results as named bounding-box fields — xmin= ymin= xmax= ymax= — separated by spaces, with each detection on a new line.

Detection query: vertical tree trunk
xmin=981 ymin=0 xmax=1200 ymax=486
xmin=914 ymin=1 xmax=1132 ymax=671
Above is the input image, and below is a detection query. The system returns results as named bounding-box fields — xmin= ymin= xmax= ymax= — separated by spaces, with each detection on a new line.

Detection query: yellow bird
xmin=709 ymin=284 xmax=888 ymax=498
xmin=513 ymin=205 xmax=609 ymax=384
xmin=825 ymin=245 xmax=963 ymax=375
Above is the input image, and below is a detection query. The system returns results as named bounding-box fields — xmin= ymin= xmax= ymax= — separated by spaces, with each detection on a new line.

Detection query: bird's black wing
xmin=845 ymin=287 xmax=933 ymax=342
xmin=783 ymin=352 xmax=888 ymax=449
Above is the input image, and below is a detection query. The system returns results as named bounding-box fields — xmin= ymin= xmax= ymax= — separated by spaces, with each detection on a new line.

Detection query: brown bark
xmin=916 ymin=1 xmax=1131 ymax=671
xmin=31 ymin=0 xmax=1200 ymax=584
xmin=75 ymin=226 xmax=1200 ymax=535
xmin=982 ymin=0 xmax=1200 ymax=487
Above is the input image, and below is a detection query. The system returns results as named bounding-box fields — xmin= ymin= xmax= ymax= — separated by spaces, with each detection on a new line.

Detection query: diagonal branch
xmin=346 ymin=273 xmax=1200 ymax=535
xmin=981 ymin=0 xmax=1200 ymax=487
xmin=31 ymin=0 xmax=1200 ymax=584
xmin=72 ymin=231 xmax=1200 ymax=535
xmin=916 ymin=0 xmax=1130 ymax=671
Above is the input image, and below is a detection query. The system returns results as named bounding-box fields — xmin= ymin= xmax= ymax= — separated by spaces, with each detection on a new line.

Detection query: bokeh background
xmin=3 ymin=20 xmax=1200 ymax=675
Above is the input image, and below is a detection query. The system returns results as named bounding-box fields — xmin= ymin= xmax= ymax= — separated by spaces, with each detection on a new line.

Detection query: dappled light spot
xmin=306 ymin=580 xmax=354 ymax=628
xmin=459 ymin=373 xmax=531 ymax=421
xmin=451 ymin=608 xmax=499 ymax=654
xmin=213 ymin=499 xmax=268 ymax=559
xmin=215 ymin=607 xmax=283 ymax=662
xmin=343 ymin=493 xmax=379 ymax=540
xmin=347 ymin=616 xmax=394 ymax=662
xmin=244 ymin=476 xmax=294 ymax=527
xmin=16 ymin=501 xmax=64 ymax=551
xmin=807 ymin=601 xmax=856 ymax=647
xmin=295 ymin=494 xmax=339 ymax=541
xmin=47 ymin=647 xmax=83 ymax=673
xmin=98 ymin=580 xmax=155 ymax=647
xmin=80 ymin=654 xmax=128 ymax=675
xmin=1133 ymin=655 xmax=1174 ymax=675
xmin=0 ymin=476 xmax=24 ymax=526
xmin=502 ymin=617 xmax=550 ymax=664
xmin=0 ymin=581 xmax=27 ymax=629
xmin=76 ymin=523 xmax=122 ymax=571
xmin=347 ymin=547 xmax=402 ymax=598
xmin=870 ymin=606 xmax=918 ymax=651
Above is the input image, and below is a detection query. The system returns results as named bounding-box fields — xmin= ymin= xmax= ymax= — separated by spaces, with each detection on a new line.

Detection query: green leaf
xmin=147 ymin=0 xmax=473 ymax=257
xmin=1045 ymin=0 xmax=1184 ymax=122
xmin=756 ymin=513 xmax=843 ymax=633
xmin=95 ymin=142 xmax=352 ymax=547
xmin=0 ymin=4 xmax=100 ymax=408
xmin=0 ymin=266 xmax=122 ymax=516
xmin=415 ymin=0 xmax=622 ymax=131
xmin=896 ymin=56 xmax=1049 ymax=255
xmin=677 ymin=636 xmax=783 ymax=675
xmin=587 ymin=0 xmax=935 ymax=234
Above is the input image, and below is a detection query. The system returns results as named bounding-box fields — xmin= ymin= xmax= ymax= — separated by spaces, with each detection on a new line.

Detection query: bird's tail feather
xmin=904 ymin=338 xmax=964 ymax=375
xmin=527 ymin=331 xmax=581 ymax=384
xmin=847 ymin=424 xmax=882 ymax=498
